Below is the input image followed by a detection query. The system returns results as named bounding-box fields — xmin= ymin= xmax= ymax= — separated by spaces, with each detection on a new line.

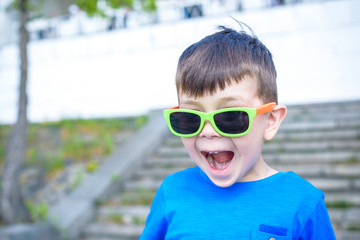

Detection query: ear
xmin=264 ymin=104 xmax=287 ymax=141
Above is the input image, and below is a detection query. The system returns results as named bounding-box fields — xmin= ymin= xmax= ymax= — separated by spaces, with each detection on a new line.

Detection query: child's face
xmin=179 ymin=76 xmax=270 ymax=187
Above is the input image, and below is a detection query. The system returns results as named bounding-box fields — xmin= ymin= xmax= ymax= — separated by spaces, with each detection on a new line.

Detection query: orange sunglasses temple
xmin=256 ymin=102 xmax=276 ymax=115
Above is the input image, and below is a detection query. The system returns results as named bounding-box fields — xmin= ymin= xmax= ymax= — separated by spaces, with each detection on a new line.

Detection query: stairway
xmin=80 ymin=100 xmax=360 ymax=240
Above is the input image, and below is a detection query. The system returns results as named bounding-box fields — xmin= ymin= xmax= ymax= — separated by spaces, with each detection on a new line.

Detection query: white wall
xmin=1 ymin=0 xmax=359 ymax=123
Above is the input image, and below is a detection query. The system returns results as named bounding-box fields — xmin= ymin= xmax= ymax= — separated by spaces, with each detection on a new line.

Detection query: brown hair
xmin=176 ymin=25 xmax=278 ymax=104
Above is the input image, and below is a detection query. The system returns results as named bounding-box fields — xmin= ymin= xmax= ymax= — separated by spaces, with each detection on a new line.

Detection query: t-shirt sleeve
xmin=299 ymin=198 xmax=336 ymax=240
xmin=139 ymin=184 xmax=168 ymax=240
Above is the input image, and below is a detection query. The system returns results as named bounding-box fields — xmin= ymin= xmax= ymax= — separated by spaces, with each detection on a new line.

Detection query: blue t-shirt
xmin=140 ymin=167 xmax=336 ymax=240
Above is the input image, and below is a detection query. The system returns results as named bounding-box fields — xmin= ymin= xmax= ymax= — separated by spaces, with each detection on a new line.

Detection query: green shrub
xmin=26 ymin=200 xmax=49 ymax=222
xmin=43 ymin=152 xmax=65 ymax=175
xmin=70 ymin=169 xmax=84 ymax=191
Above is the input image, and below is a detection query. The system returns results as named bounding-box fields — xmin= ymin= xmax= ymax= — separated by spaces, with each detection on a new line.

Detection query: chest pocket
xmin=251 ymin=224 xmax=290 ymax=240
xmin=251 ymin=231 xmax=291 ymax=240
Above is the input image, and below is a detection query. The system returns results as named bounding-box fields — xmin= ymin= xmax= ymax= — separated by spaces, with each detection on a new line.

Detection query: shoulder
xmin=279 ymin=172 xmax=336 ymax=238
xmin=274 ymin=171 xmax=325 ymax=210
xmin=278 ymin=171 xmax=325 ymax=211
xmin=280 ymin=171 xmax=323 ymax=196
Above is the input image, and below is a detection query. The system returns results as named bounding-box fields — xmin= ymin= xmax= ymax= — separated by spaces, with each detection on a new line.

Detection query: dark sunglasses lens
xmin=214 ymin=111 xmax=249 ymax=134
xmin=170 ymin=112 xmax=201 ymax=134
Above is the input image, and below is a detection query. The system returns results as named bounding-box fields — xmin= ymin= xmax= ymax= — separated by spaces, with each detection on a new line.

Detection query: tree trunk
xmin=0 ymin=0 xmax=32 ymax=223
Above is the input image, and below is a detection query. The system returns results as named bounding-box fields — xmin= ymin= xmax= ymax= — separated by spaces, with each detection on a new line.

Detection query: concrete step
xmin=135 ymin=167 xmax=189 ymax=180
xmin=81 ymin=238 xmax=139 ymax=240
xmin=325 ymin=193 xmax=360 ymax=208
xmin=284 ymin=110 xmax=360 ymax=124
xmin=124 ymin=179 xmax=161 ymax=192
xmin=97 ymin=206 xmax=150 ymax=217
xmin=284 ymin=103 xmax=360 ymax=118
xmin=151 ymin=151 xmax=360 ymax=165
xmin=278 ymin=119 xmax=360 ymax=133
xmin=143 ymin=157 xmax=195 ymax=168
xmin=307 ymin=178 xmax=360 ymax=192
xmin=263 ymin=140 xmax=360 ymax=153
xmin=96 ymin=206 xmax=149 ymax=225
xmin=285 ymin=101 xmax=360 ymax=117
xmin=285 ymin=101 xmax=360 ymax=112
xmin=329 ymin=208 xmax=360 ymax=240
xmin=272 ymin=129 xmax=360 ymax=142
xmin=124 ymin=177 xmax=360 ymax=193
xmin=103 ymin=190 xmax=156 ymax=207
xmin=329 ymin=208 xmax=360 ymax=226
xmin=264 ymin=151 xmax=360 ymax=164
xmin=276 ymin=164 xmax=360 ymax=178
xmin=135 ymin=164 xmax=360 ymax=180
xmin=81 ymin=238 xmax=134 ymax=240
xmin=82 ymin=223 xmax=143 ymax=240
xmin=335 ymin=231 xmax=360 ymax=240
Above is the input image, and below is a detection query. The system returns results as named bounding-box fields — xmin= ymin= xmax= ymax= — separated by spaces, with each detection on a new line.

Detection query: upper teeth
xmin=208 ymin=151 xmax=219 ymax=154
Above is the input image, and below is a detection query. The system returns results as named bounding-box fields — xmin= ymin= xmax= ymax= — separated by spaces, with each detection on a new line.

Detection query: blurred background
xmin=0 ymin=0 xmax=359 ymax=124
xmin=0 ymin=0 xmax=360 ymax=239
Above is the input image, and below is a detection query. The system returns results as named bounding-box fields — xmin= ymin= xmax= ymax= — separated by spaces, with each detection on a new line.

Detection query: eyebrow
xmin=218 ymin=96 xmax=240 ymax=104
xmin=181 ymin=96 xmax=246 ymax=108
xmin=180 ymin=100 xmax=202 ymax=108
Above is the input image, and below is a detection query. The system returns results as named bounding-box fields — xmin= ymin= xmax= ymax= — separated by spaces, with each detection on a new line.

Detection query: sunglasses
xmin=164 ymin=102 xmax=276 ymax=137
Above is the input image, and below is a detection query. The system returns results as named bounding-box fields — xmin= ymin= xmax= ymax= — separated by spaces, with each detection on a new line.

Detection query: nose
xmin=199 ymin=120 xmax=221 ymax=138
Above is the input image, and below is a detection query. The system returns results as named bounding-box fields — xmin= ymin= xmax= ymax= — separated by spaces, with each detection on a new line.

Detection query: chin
xmin=208 ymin=174 xmax=238 ymax=188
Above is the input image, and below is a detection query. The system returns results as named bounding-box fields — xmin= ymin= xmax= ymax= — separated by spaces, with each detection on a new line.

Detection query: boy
xmin=140 ymin=25 xmax=335 ymax=239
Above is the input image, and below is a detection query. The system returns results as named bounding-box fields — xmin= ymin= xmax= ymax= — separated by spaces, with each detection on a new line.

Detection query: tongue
xmin=212 ymin=151 xmax=234 ymax=163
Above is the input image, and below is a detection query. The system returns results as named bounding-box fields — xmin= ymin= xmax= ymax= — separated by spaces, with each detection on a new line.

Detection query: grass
xmin=0 ymin=115 xmax=148 ymax=178
xmin=344 ymin=156 xmax=360 ymax=164
xmin=43 ymin=152 xmax=66 ymax=176
xmin=70 ymin=169 xmax=85 ymax=191
xmin=108 ymin=213 xmax=124 ymax=224
xmin=106 ymin=214 xmax=146 ymax=225
xmin=326 ymin=200 xmax=354 ymax=209
xmin=331 ymin=156 xmax=360 ymax=165
xmin=347 ymin=225 xmax=360 ymax=231
xmin=114 ymin=189 xmax=156 ymax=206
xmin=132 ymin=216 xmax=146 ymax=225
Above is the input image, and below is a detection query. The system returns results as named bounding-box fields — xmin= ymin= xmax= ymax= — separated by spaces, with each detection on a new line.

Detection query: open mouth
xmin=201 ymin=151 xmax=234 ymax=170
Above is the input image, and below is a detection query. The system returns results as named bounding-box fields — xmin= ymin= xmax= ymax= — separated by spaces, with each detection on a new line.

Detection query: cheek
xmin=232 ymin=135 xmax=262 ymax=170
xmin=181 ymin=137 xmax=197 ymax=155
xmin=249 ymin=115 xmax=268 ymax=139
xmin=233 ymin=120 xmax=266 ymax=155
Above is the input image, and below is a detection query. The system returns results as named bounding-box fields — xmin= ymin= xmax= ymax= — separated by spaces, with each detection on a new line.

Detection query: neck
xmin=239 ymin=154 xmax=272 ymax=182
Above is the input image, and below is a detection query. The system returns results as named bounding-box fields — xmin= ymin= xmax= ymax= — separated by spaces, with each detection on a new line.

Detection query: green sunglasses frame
xmin=163 ymin=102 xmax=276 ymax=137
